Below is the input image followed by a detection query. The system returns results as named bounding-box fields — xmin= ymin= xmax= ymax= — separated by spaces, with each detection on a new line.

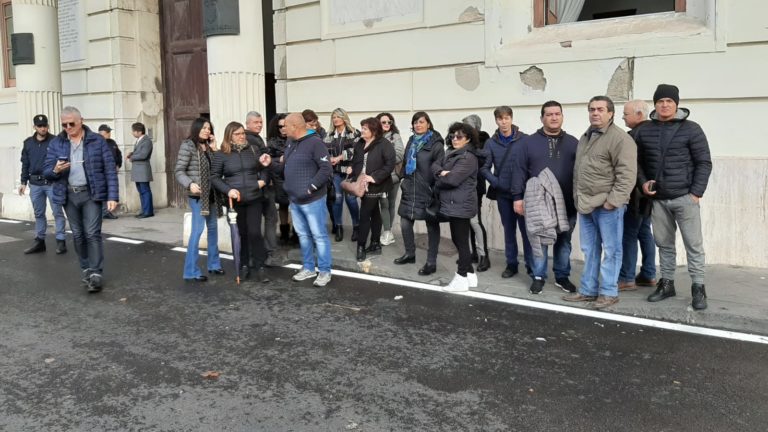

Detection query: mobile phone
xmin=58 ymin=156 xmax=69 ymax=162
xmin=648 ymin=182 xmax=656 ymax=192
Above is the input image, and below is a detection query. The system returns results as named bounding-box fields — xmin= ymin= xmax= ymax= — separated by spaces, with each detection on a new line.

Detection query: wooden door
xmin=160 ymin=0 xmax=209 ymax=207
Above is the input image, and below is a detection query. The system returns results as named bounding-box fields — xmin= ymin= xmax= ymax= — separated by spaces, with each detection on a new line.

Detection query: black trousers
xmin=235 ymin=199 xmax=268 ymax=269
xmin=358 ymin=196 xmax=382 ymax=248
xmin=449 ymin=217 xmax=474 ymax=277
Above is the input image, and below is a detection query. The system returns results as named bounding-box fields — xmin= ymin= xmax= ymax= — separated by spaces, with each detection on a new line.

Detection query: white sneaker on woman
xmin=443 ymin=273 xmax=469 ymax=292
xmin=380 ymin=230 xmax=395 ymax=246
xmin=467 ymin=272 xmax=478 ymax=288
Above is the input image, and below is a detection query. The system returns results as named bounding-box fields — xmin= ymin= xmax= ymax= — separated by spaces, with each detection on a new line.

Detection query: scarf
xmin=199 ymin=146 xmax=213 ymax=216
xmin=405 ymin=130 xmax=432 ymax=176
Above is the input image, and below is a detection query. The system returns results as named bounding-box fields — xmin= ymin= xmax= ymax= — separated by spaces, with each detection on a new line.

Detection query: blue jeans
xmin=332 ymin=173 xmax=359 ymax=226
xmin=184 ymin=197 xmax=222 ymax=279
xmin=291 ymin=197 xmax=332 ymax=273
xmin=29 ymin=184 xmax=66 ymax=240
xmin=64 ymin=189 xmax=104 ymax=274
xmin=532 ymin=215 xmax=576 ymax=280
xmin=497 ymin=196 xmax=533 ymax=272
xmin=578 ymin=206 xmax=626 ymax=297
xmin=619 ymin=212 xmax=656 ymax=282
xmin=136 ymin=182 xmax=154 ymax=215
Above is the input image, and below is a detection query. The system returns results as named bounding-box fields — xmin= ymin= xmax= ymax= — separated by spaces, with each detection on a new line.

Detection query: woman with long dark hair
xmin=394 ymin=111 xmax=445 ymax=276
xmin=324 ymin=107 xmax=361 ymax=242
xmin=349 ymin=118 xmax=396 ymax=261
xmin=433 ymin=122 xmax=480 ymax=292
xmin=267 ymin=113 xmax=292 ymax=243
xmin=375 ymin=112 xmax=404 ymax=247
xmin=174 ymin=117 xmax=225 ymax=281
xmin=211 ymin=121 xmax=272 ymax=283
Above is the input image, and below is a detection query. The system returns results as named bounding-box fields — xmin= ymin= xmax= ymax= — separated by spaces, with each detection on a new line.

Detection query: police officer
xmin=19 ymin=114 xmax=68 ymax=254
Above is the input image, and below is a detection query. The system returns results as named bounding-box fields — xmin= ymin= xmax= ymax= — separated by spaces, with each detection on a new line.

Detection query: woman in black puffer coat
xmin=211 ymin=121 xmax=272 ymax=283
xmin=349 ymin=117 xmax=396 ymax=262
xmin=394 ymin=111 xmax=445 ymax=276
xmin=432 ymin=122 xmax=480 ymax=292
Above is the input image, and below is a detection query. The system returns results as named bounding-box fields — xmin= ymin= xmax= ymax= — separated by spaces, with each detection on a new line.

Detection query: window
xmin=534 ymin=0 xmax=686 ymax=27
xmin=1 ymin=0 xmax=13 ymax=87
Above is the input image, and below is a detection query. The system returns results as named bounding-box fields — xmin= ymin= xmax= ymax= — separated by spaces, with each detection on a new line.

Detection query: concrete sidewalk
xmin=100 ymin=207 xmax=768 ymax=336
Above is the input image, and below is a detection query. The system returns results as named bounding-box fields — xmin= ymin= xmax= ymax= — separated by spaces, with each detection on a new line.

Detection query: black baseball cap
xmin=98 ymin=124 xmax=113 ymax=132
xmin=33 ymin=114 xmax=49 ymax=127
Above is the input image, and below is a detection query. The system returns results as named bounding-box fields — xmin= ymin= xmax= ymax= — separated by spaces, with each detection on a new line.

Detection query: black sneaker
xmin=555 ymin=277 xmax=577 ymax=293
xmin=529 ymin=278 xmax=545 ymax=294
xmin=501 ymin=265 xmax=518 ymax=278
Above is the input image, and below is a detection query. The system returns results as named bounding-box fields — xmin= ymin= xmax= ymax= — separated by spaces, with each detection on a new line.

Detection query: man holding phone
xmin=44 ymin=106 xmax=119 ymax=293
xmin=635 ymin=84 xmax=712 ymax=310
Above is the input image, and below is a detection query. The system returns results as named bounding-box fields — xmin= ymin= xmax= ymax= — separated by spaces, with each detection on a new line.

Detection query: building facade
xmin=1 ymin=0 xmax=766 ymax=267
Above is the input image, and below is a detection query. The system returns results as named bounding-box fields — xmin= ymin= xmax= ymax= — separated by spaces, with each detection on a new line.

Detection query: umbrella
xmin=228 ymin=196 xmax=242 ymax=284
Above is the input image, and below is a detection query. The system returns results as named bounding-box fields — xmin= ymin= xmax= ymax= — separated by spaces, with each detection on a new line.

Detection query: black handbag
xmin=327 ymin=176 xmax=336 ymax=203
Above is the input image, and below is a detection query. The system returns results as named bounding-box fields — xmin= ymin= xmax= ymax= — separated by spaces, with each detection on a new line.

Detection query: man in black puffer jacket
xmin=635 ymin=84 xmax=712 ymax=310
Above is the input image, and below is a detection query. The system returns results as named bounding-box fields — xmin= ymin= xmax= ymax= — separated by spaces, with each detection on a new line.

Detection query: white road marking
xmin=171 ymin=246 xmax=233 ymax=260
xmin=0 ymin=219 xmax=22 ymax=224
xmin=107 ymin=237 xmax=144 ymax=245
xmin=283 ymin=264 xmax=768 ymax=345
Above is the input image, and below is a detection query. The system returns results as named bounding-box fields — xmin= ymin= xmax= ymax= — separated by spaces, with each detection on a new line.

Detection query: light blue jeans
xmin=578 ymin=206 xmax=626 ymax=297
xmin=29 ymin=184 xmax=66 ymax=240
xmin=183 ymin=197 xmax=222 ymax=279
xmin=291 ymin=197 xmax=332 ymax=273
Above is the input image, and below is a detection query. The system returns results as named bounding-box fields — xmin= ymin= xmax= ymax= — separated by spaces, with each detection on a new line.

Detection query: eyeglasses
xmin=61 ymin=122 xmax=78 ymax=129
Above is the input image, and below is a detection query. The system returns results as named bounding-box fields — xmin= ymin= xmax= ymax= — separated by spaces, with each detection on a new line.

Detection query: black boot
xmin=240 ymin=265 xmax=251 ymax=280
xmin=356 ymin=245 xmax=366 ymax=261
xmin=331 ymin=225 xmax=338 ymax=235
xmin=24 ymin=238 xmax=46 ymax=254
xmin=56 ymin=239 xmax=67 ymax=255
xmin=647 ymin=278 xmax=676 ymax=302
xmin=365 ymin=241 xmax=382 ymax=256
xmin=279 ymin=224 xmax=290 ymax=244
xmin=335 ymin=225 xmax=344 ymax=242
xmin=350 ymin=226 xmax=359 ymax=242
xmin=477 ymin=255 xmax=490 ymax=272
xmin=691 ymin=283 xmax=707 ymax=310
xmin=471 ymin=251 xmax=479 ymax=263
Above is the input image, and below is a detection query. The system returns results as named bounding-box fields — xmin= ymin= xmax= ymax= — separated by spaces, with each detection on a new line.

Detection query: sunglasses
xmin=61 ymin=122 xmax=78 ymax=128
xmin=451 ymin=134 xmax=467 ymax=141
xmin=380 ymin=120 xmax=392 ymax=125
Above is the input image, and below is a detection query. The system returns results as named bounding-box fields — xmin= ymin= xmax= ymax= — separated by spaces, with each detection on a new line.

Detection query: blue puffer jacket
xmin=44 ymin=126 xmax=119 ymax=205
xmin=480 ymin=126 xmax=527 ymax=199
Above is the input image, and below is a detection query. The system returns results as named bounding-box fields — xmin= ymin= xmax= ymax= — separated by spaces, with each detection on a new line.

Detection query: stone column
xmin=206 ymin=0 xmax=266 ymax=133
xmin=12 ymin=0 xmax=62 ymax=141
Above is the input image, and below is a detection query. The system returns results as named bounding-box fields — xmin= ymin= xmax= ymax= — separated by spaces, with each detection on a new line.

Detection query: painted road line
xmin=171 ymin=246 xmax=233 ymax=260
xmin=0 ymin=219 xmax=22 ymax=224
xmin=282 ymin=263 xmax=768 ymax=345
xmin=107 ymin=237 xmax=145 ymax=245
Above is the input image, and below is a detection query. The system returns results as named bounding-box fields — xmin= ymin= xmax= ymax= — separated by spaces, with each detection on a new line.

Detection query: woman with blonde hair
xmin=211 ymin=121 xmax=272 ymax=283
xmin=323 ymin=107 xmax=361 ymax=242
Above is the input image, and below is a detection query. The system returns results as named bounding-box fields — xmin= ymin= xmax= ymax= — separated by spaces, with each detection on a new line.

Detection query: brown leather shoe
xmin=593 ymin=295 xmax=620 ymax=309
xmin=562 ymin=293 xmax=597 ymax=302
xmin=618 ymin=281 xmax=637 ymax=291
xmin=635 ymin=275 xmax=657 ymax=287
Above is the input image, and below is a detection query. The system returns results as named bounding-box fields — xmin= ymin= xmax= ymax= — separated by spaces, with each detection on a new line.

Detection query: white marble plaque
xmin=58 ymin=0 xmax=86 ymax=63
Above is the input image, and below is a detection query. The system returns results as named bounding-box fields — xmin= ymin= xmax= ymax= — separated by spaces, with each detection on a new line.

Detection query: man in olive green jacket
xmin=565 ymin=96 xmax=636 ymax=309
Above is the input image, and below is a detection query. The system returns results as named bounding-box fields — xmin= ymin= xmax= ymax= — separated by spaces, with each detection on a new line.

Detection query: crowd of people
xmin=19 ymin=83 xmax=712 ymax=311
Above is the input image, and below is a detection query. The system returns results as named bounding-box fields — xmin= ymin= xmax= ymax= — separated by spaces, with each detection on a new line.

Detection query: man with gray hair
xmin=245 ymin=111 xmax=279 ymax=266
xmin=618 ymin=100 xmax=656 ymax=291
xmin=44 ymin=106 xmax=119 ymax=293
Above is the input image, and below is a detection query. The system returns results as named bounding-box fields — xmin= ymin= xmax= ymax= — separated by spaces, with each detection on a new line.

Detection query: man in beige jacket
xmin=564 ymin=96 xmax=636 ymax=309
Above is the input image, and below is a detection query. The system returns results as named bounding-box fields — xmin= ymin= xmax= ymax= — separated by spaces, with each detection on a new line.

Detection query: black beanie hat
xmin=653 ymin=84 xmax=680 ymax=105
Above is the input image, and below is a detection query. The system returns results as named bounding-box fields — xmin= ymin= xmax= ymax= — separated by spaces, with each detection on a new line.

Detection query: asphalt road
xmin=1 ymin=222 xmax=766 ymax=432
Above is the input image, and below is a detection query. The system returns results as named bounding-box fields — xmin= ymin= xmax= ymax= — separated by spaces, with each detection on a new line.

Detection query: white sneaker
xmin=467 ymin=272 xmax=478 ymax=289
xmin=292 ymin=269 xmax=317 ymax=281
xmin=443 ymin=273 xmax=469 ymax=292
xmin=313 ymin=271 xmax=332 ymax=287
xmin=380 ymin=230 xmax=395 ymax=246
